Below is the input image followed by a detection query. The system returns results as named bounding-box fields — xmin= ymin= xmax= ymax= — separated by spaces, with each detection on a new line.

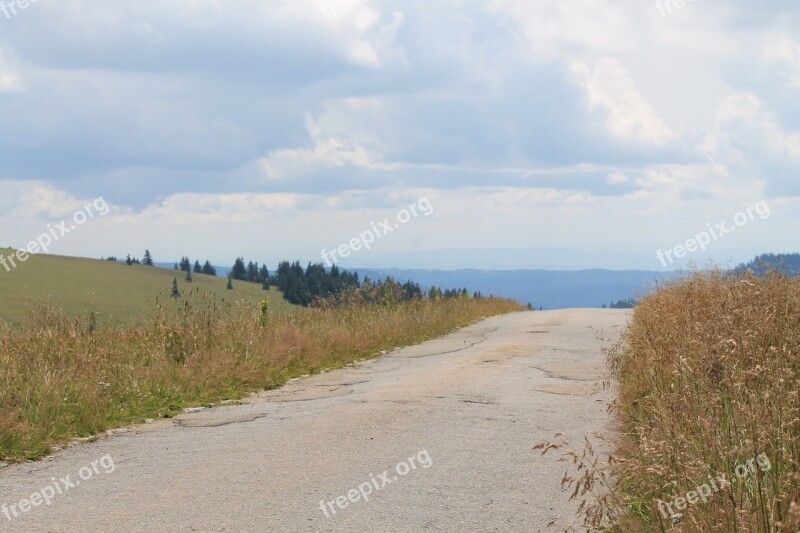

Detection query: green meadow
xmin=0 ymin=249 xmax=294 ymax=325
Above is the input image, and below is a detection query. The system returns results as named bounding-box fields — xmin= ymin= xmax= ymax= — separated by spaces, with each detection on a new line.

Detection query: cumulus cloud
xmin=701 ymin=93 xmax=800 ymax=194
xmin=571 ymin=58 xmax=675 ymax=146
xmin=488 ymin=0 xmax=635 ymax=59
xmin=765 ymin=35 xmax=800 ymax=87
xmin=259 ymin=98 xmax=388 ymax=180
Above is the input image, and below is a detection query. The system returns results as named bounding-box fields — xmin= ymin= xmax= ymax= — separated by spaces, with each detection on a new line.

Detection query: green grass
xmin=0 ymin=249 xmax=295 ymax=325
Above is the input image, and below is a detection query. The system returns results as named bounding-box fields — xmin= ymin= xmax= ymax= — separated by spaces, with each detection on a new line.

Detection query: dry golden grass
xmin=0 ymin=291 xmax=522 ymax=463
xmin=569 ymin=271 xmax=800 ymax=532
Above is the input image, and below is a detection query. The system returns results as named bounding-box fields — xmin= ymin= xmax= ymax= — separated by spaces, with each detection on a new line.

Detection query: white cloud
xmin=765 ymin=35 xmax=800 ymax=87
xmin=701 ymin=94 xmax=800 ymax=181
xmin=0 ymin=49 xmax=21 ymax=92
xmin=607 ymin=172 xmax=629 ymax=185
xmin=10 ymin=186 xmax=97 ymax=219
xmin=488 ymin=0 xmax=634 ymax=60
xmin=259 ymin=98 xmax=388 ymax=179
xmin=281 ymin=0 xmax=387 ymax=67
xmin=571 ymin=58 xmax=675 ymax=146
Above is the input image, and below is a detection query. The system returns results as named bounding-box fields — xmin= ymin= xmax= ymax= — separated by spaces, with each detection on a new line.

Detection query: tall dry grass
xmin=595 ymin=271 xmax=800 ymax=531
xmin=0 ymin=292 xmax=522 ymax=463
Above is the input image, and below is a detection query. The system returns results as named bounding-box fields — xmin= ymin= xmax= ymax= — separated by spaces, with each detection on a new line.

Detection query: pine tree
xmin=193 ymin=260 xmax=202 ymax=274
xmin=231 ymin=257 xmax=247 ymax=281
xmin=259 ymin=265 xmax=270 ymax=290
xmin=173 ymin=262 xmax=179 ymax=270
xmin=226 ymin=276 xmax=234 ymax=290
xmin=247 ymin=261 xmax=259 ymax=283
xmin=125 ymin=254 xmax=133 ymax=266
xmin=179 ymin=257 xmax=191 ymax=272
xmin=185 ymin=270 xmax=192 ymax=283
xmin=143 ymin=250 xmax=154 ymax=266
xmin=171 ymin=278 xmax=180 ymax=299
xmin=202 ymin=261 xmax=217 ymax=276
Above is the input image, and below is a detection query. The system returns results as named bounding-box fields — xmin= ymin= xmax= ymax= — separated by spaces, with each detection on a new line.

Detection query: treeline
xmin=735 ymin=252 xmax=800 ymax=276
xmin=229 ymin=257 xmax=270 ymax=289
xmin=274 ymin=261 xmax=358 ymax=306
xmin=102 ymin=250 xmax=155 ymax=266
xmin=273 ymin=260 xmax=476 ymax=307
xmin=102 ymin=250 xmax=217 ymax=276
xmin=174 ymin=256 xmax=217 ymax=277
xmin=101 ymin=251 xmax=483 ymax=308
xmin=604 ymin=298 xmax=636 ymax=309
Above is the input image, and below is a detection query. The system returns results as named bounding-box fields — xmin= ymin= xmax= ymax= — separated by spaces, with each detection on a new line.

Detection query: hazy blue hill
xmin=735 ymin=253 xmax=800 ymax=276
xmin=356 ymin=268 xmax=674 ymax=309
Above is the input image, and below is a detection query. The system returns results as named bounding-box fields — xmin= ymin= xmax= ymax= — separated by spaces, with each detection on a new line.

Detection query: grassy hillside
xmin=595 ymin=271 xmax=799 ymax=531
xmin=0 ymin=249 xmax=294 ymax=325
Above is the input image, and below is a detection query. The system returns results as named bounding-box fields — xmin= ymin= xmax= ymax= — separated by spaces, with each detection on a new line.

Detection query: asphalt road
xmin=0 ymin=309 xmax=630 ymax=532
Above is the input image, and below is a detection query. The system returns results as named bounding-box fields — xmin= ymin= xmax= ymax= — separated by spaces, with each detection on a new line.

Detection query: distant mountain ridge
xmin=151 ymin=252 xmax=798 ymax=310
xmin=735 ymin=253 xmax=800 ymax=276
xmin=356 ymin=268 xmax=673 ymax=309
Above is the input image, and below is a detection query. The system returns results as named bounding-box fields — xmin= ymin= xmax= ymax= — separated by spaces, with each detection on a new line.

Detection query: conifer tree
xmin=171 ymin=278 xmax=180 ymax=299
xmin=202 ymin=261 xmax=217 ymax=276
xmin=231 ymin=257 xmax=247 ymax=281
xmin=259 ymin=265 xmax=270 ymax=290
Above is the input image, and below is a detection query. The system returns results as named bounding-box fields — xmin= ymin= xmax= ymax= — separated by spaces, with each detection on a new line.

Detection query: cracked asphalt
xmin=0 ymin=309 xmax=630 ymax=532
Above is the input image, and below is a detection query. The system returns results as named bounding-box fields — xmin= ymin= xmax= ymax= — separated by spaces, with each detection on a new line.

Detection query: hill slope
xmin=0 ymin=249 xmax=293 ymax=325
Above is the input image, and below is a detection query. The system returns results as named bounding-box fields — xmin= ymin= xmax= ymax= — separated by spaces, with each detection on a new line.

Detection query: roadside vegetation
xmin=571 ymin=271 xmax=800 ymax=531
xmin=0 ymin=289 xmax=522 ymax=463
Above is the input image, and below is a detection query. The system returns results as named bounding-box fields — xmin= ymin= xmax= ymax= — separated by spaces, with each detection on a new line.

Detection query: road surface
xmin=0 ymin=309 xmax=630 ymax=532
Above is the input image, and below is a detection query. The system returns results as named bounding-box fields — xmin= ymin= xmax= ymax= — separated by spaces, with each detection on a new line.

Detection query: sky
xmin=0 ymin=0 xmax=798 ymax=271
